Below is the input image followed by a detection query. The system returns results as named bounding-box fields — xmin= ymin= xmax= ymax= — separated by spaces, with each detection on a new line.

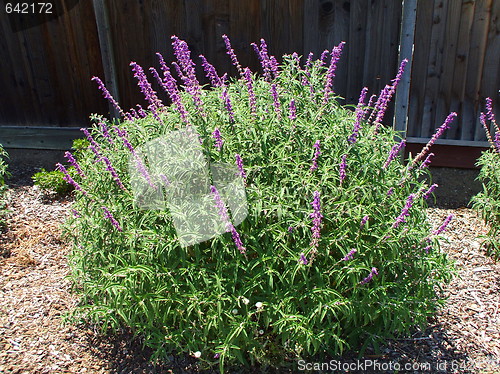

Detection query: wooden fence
xmin=0 ymin=0 xmax=498 ymax=158
xmin=406 ymin=0 xmax=500 ymax=145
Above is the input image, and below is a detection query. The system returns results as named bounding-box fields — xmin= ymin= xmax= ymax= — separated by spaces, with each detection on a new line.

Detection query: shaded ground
xmin=0 ymin=182 xmax=499 ymax=372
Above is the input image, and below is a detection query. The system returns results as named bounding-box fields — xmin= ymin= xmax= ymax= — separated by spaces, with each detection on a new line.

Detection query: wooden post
xmin=92 ymin=0 xmax=120 ymax=119
xmin=394 ymin=0 xmax=417 ymax=139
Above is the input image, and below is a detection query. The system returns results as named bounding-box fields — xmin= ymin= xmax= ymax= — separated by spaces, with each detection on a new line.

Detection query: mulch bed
xmin=0 ymin=185 xmax=499 ymax=373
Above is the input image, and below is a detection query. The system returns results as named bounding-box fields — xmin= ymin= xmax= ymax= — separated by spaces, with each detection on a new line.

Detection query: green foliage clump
xmin=472 ymin=100 xmax=500 ymax=259
xmin=32 ymin=139 xmax=88 ymax=195
xmin=65 ymin=37 xmax=453 ymax=371
xmin=33 ymin=168 xmax=74 ymax=195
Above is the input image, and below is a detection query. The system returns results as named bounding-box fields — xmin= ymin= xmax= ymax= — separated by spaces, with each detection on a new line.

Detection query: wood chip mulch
xmin=0 ymin=186 xmax=499 ymax=373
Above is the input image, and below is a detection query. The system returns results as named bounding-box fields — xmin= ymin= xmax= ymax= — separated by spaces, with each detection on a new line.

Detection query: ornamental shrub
xmin=472 ymin=98 xmax=500 ymax=259
xmin=66 ymin=36 xmax=454 ymax=371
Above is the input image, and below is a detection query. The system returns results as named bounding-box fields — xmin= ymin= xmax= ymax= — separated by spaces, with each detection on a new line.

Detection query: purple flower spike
xmin=432 ymin=214 xmax=453 ymax=236
xmin=323 ymin=42 xmax=346 ymax=104
xmin=414 ymin=112 xmax=457 ymax=164
xmin=342 ymin=249 xmax=357 ymax=261
xmin=383 ymin=140 xmax=406 ymax=169
xmin=372 ymin=59 xmax=407 ymax=126
xmin=299 ymin=253 xmax=308 ymax=265
xmin=392 ymin=193 xmax=416 ymax=228
xmin=310 ymin=140 xmax=321 ymax=171
xmin=64 ymin=151 xmax=84 ymax=178
xmin=221 ymin=87 xmax=235 ymax=123
xmin=130 ymin=61 xmax=163 ymax=111
xmin=72 ymin=209 xmax=81 ymax=218
xmin=235 ymin=154 xmax=247 ymax=182
xmin=420 ymin=152 xmax=435 ymax=169
xmin=270 ymin=83 xmax=281 ymax=118
xmin=422 ymin=183 xmax=438 ymax=200
xmin=101 ymin=206 xmax=122 ymax=232
xmin=91 ymin=76 xmax=125 ymax=118
xmin=212 ymin=128 xmax=223 ymax=151
xmin=339 ymin=154 xmax=347 ymax=184
xmin=319 ymin=49 xmax=330 ymax=66
xmin=211 ymin=185 xmax=246 ymax=254
xmin=199 ymin=54 xmax=222 ymax=87
xmin=348 ymin=87 xmax=368 ymax=144
xmin=485 ymin=97 xmax=496 ymax=123
xmin=101 ymin=156 xmax=126 ymax=190
xmin=309 ymin=191 xmax=323 ymax=258
xmin=243 ymin=68 xmax=257 ymax=116
xmin=360 ymin=215 xmax=369 ymax=228
xmin=289 ymin=99 xmax=297 ymax=120
xmin=222 ymin=34 xmax=243 ymax=77
xmin=387 ymin=187 xmax=395 ymax=197
xmin=100 ymin=122 xmax=113 ymax=143
xmin=56 ymin=163 xmax=85 ymax=194
xmin=360 ymin=267 xmax=378 ymax=285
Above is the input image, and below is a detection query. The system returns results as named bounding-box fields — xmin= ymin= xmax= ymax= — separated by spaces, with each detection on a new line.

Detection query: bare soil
xmin=0 ymin=184 xmax=499 ymax=373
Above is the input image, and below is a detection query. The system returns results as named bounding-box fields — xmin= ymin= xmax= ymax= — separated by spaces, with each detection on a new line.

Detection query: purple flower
xmin=72 ymin=209 xmax=81 ymax=218
xmin=348 ymin=87 xmax=368 ymax=144
xmin=64 ymin=151 xmax=84 ymax=178
xmin=299 ymin=253 xmax=308 ymax=265
xmin=81 ymin=127 xmax=101 ymax=156
xmin=392 ymin=193 xmax=416 ymax=228
xmin=221 ymin=86 xmax=235 ymax=123
xmin=360 ymin=215 xmax=369 ymax=228
xmin=91 ymin=76 xmax=126 ymax=118
xmin=372 ymin=59 xmax=407 ymax=126
xmin=419 ymin=152 xmax=435 ymax=169
xmin=130 ymin=62 xmax=163 ymax=111
xmin=310 ymin=140 xmax=321 ymax=171
xmin=432 ymin=214 xmax=453 ymax=236
xmin=342 ymin=249 xmax=356 ymax=261
xmin=288 ymin=226 xmax=294 ymax=233
xmin=319 ymin=49 xmax=330 ymax=66
xmin=360 ymin=267 xmax=378 ymax=285
xmin=383 ymin=140 xmax=406 ymax=169
xmin=413 ymin=112 xmax=457 ymax=164
xmin=199 ymin=54 xmax=222 ymax=87
xmin=212 ymin=128 xmax=223 ymax=151
xmin=101 ymin=155 xmax=126 ymax=190
xmin=387 ymin=187 xmax=395 ymax=197
xmin=101 ymin=206 xmax=122 ymax=232
xmin=171 ymin=36 xmax=204 ymax=116
xmin=270 ymin=83 xmax=281 ymax=118
xmin=113 ymin=127 xmax=155 ymax=189
xmin=323 ymin=42 xmax=346 ymax=104
xmin=100 ymin=122 xmax=113 ymax=143
xmin=243 ymin=68 xmax=257 ymax=116
xmin=56 ymin=163 xmax=85 ymax=194
xmin=235 ymin=154 xmax=247 ymax=182
xmin=289 ymin=99 xmax=297 ymax=120
xmin=222 ymin=34 xmax=243 ymax=77
xmin=309 ymin=191 xmax=323 ymax=255
xmin=485 ymin=97 xmax=496 ymax=123
xmin=214 ymin=353 xmax=220 ymax=359
xmin=211 ymin=185 xmax=246 ymax=254
xmin=424 ymin=245 xmax=432 ymax=254
xmin=305 ymin=52 xmax=314 ymax=69
xmin=155 ymin=53 xmax=189 ymax=123
xmin=136 ymin=105 xmax=147 ymax=118
xmin=422 ymin=183 xmax=438 ymax=200
xmin=339 ymin=154 xmax=347 ymax=184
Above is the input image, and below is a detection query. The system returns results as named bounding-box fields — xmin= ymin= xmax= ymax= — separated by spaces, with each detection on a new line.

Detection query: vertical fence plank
xmin=407 ymin=1 xmax=434 ymax=138
xmin=394 ymin=0 xmax=417 ymax=137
